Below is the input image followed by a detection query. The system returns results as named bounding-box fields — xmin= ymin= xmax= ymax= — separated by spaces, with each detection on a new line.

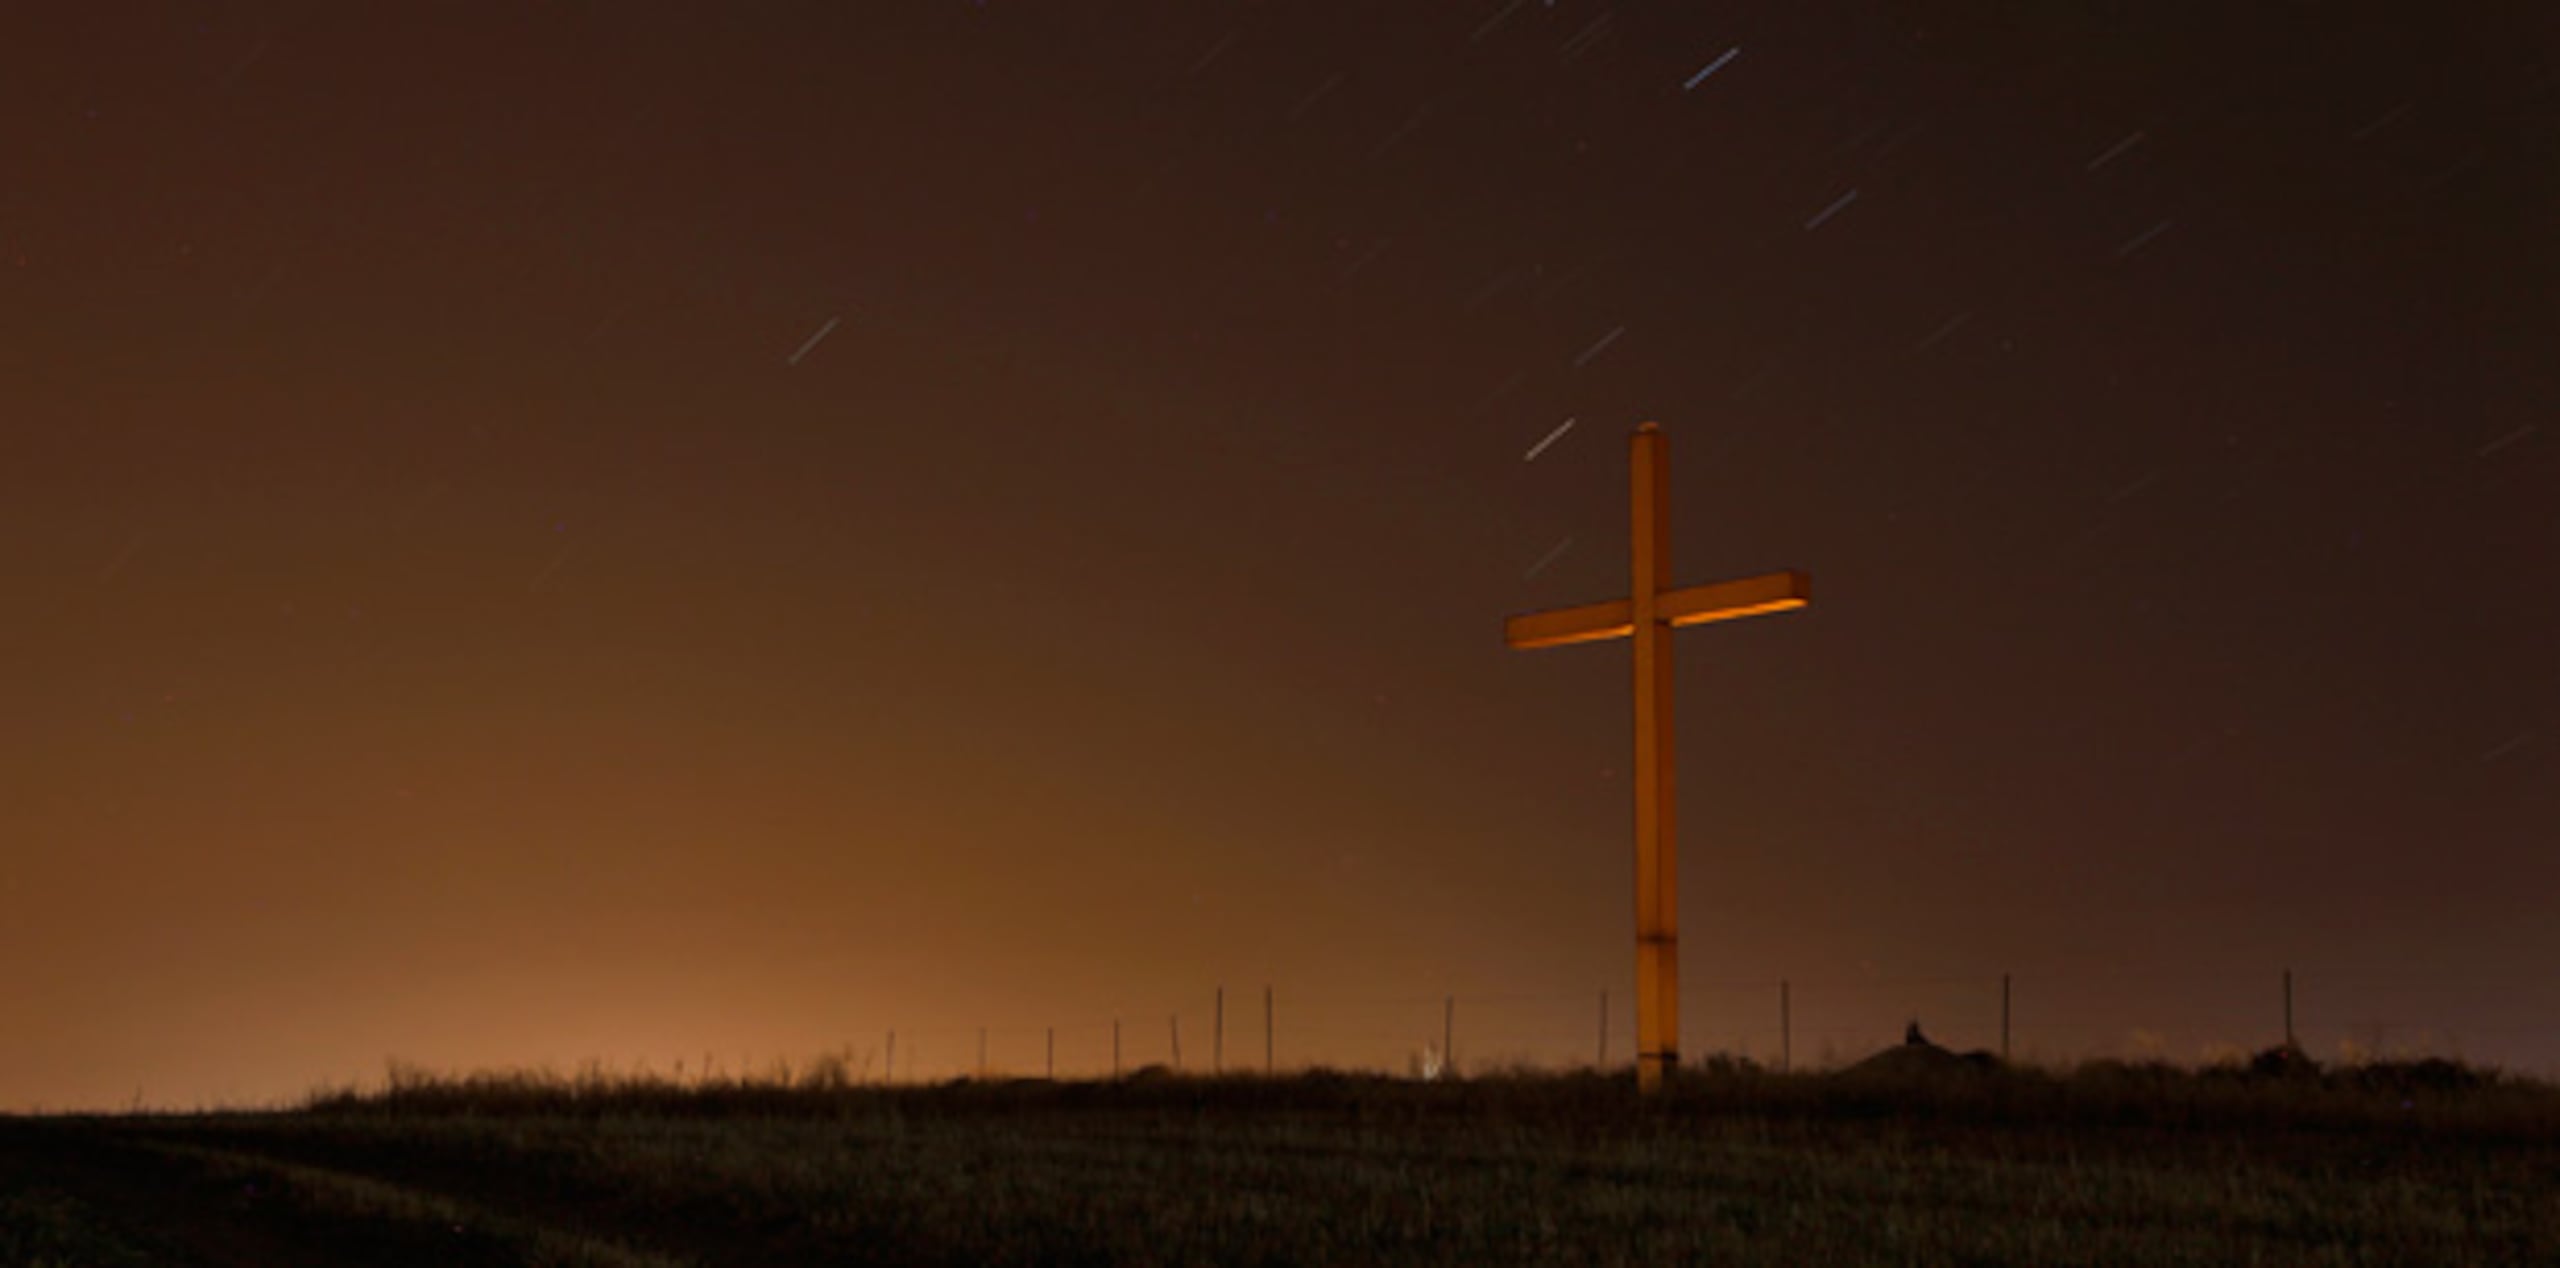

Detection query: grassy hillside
xmin=4 ymin=1058 xmax=2556 ymax=1265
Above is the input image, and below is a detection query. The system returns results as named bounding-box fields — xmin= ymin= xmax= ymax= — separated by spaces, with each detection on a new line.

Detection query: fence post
xmin=1443 ymin=996 xmax=1456 ymax=1078
xmin=1780 ymin=980 xmax=1791 ymax=1074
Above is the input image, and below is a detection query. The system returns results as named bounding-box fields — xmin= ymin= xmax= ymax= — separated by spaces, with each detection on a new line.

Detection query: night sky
xmin=7 ymin=4 xmax=2554 ymax=1111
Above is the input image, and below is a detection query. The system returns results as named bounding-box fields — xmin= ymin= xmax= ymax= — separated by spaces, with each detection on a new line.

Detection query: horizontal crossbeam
xmin=1503 ymin=569 xmax=1810 ymax=650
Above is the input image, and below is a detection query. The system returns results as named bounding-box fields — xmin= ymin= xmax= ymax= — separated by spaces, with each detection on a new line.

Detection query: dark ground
xmin=4 ymin=1062 xmax=2557 ymax=1266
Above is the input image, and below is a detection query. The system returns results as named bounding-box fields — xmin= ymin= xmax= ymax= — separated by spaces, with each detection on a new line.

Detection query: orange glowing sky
xmin=5 ymin=4 xmax=2554 ymax=1109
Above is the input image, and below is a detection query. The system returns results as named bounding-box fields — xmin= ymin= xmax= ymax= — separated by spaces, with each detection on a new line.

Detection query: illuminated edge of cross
xmin=1502 ymin=421 xmax=1810 ymax=1093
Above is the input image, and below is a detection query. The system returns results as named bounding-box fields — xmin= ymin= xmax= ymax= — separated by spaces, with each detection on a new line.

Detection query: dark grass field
xmin=5 ymin=1056 xmax=2558 ymax=1266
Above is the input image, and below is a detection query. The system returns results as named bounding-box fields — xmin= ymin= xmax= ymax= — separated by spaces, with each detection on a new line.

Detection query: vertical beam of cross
xmin=1629 ymin=425 xmax=1679 ymax=1089
xmin=1503 ymin=422 xmax=1811 ymax=1093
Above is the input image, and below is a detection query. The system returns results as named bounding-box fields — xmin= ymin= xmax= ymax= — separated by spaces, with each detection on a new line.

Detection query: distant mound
xmin=2246 ymin=1043 xmax=2320 ymax=1080
xmin=1839 ymin=1023 xmax=2002 ymax=1080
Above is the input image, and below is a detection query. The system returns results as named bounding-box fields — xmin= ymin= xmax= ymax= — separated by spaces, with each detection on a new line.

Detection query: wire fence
xmin=783 ymin=970 xmax=2560 ymax=1086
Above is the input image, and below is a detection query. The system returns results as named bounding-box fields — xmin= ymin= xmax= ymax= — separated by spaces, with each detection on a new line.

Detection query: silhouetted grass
xmin=7 ymin=1055 xmax=2557 ymax=1265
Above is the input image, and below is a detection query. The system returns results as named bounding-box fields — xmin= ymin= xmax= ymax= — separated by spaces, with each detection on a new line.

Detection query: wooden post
xmin=1443 ymin=995 xmax=1456 ymax=1078
xmin=1780 ymin=979 xmax=1791 ymax=1074
xmin=2000 ymin=974 xmax=2012 ymax=1063
xmin=1264 ymin=985 xmax=1275 ymax=1075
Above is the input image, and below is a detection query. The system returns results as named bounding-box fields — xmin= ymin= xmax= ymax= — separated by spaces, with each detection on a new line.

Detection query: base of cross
xmin=1637 ymin=1052 xmax=1677 ymax=1092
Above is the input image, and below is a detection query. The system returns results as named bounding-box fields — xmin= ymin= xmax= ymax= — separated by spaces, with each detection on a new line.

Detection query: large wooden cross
xmin=1504 ymin=422 xmax=1810 ymax=1092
